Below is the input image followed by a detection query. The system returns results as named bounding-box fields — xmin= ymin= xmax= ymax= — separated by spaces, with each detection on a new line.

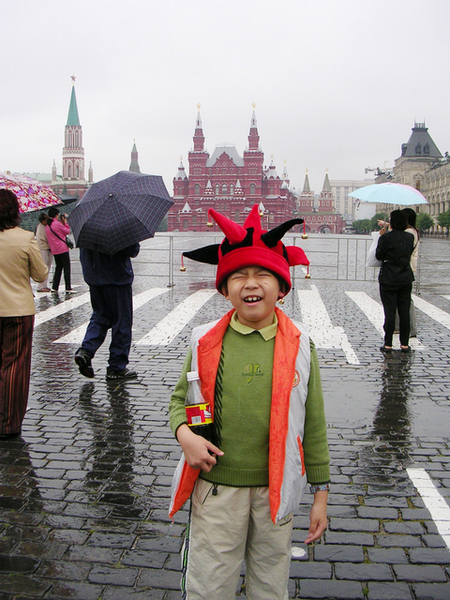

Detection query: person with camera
xmin=46 ymin=207 xmax=74 ymax=293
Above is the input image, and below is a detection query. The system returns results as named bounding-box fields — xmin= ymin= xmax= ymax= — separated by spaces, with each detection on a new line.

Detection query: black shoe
xmin=380 ymin=346 xmax=392 ymax=353
xmin=75 ymin=348 xmax=94 ymax=378
xmin=106 ymin=368 xmax=138 ymax=380
xmin=401 ymin=346 xmax=412 ymax=353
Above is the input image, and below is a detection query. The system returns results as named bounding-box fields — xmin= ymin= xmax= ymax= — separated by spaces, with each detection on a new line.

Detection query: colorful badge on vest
xmin=181 ymin=204 xmax=310 ymax=293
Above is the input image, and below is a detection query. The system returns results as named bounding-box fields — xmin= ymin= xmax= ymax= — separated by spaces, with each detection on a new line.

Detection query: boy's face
xmin=224 ymin=266 xmax=282 ymax=330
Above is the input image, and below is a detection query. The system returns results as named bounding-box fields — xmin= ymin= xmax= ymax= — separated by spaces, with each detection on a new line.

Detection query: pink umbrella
xmin=0 ymin=172 xmax=62 ymax=213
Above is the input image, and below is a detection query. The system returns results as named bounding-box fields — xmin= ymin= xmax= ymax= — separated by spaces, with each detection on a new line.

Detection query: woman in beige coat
xmin=0 ymin=189 xmax=48 ymax=438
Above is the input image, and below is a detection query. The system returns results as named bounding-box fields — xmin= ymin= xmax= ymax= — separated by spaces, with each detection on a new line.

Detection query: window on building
xmin=215 ymin=184 xmax=220 ymax=195
xmin=195 ymin=184 xmax=200 ymax=195
xmin=222 ymin=184 xmax=227 ymax=194
xmin=250 ymin=183 xmax=256 ymax=195
xmin=416 ymin=180 xmax=421 ymax=190
xmin=230 ymin=184 xmax=234 ymax=195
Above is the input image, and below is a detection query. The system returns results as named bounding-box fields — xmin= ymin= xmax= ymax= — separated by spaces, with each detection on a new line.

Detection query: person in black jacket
xmin=376 ymin=210 xmax=414 ymax=353
xmin=74 ymin=244 xmax=140 ymax=379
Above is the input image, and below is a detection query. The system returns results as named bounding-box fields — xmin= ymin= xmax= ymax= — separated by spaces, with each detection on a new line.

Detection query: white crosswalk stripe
xmin=412 ymin=294 xmax=450 ymax=331
xmin=297 ymin=286 xmax=360 ymax=364
xmin=136 ymin=289 xmax=217 ymax=346
xmin=346 ymin=291 xmax=425 ymax=350
xmin=407 ymin=468 xmax=450 ymax=550
xmin=34 ymin=293 xmax=91 ymax=327
xmin=33 ymin=286 xmax=450 ymax=354
xmin=53 ymin=288 xmax=169 ymax=344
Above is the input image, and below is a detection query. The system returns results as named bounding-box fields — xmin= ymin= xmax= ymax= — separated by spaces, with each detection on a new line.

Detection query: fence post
xmin=168 ymin=235 xmax=175 ymax=287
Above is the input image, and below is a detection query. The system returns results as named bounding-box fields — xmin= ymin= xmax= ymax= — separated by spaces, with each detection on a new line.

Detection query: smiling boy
xmin=169 ymin=205 xmax=330 ymax=600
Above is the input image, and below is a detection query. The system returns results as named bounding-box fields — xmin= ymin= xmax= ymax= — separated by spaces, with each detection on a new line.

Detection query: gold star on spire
xmin=252 ymin=102 xmax=256 ymax=110
xmin=70 ymin=75 xmax=76 ymax=84
xmin=197 ymin=103 xmax=201 ymax=111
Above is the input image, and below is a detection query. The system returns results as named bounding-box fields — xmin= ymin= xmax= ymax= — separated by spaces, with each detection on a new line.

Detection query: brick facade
xmin=168 ymin=109 xmax=298 ymax=232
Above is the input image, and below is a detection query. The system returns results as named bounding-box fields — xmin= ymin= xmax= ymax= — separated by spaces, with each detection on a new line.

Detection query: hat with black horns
xmin=182 ymin=204 xmax=309 ymax=293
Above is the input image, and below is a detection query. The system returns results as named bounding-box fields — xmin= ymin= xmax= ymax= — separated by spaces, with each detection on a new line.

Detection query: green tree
xmin=352 ymin=219 xmax=372 ymax=234
xmin=370 ymin=212 xmax=388 ymax=231
xmin=416 ymin=212 xmax=434 ymax=233
xmin=437 ymin=209 xmax=450 ymax=236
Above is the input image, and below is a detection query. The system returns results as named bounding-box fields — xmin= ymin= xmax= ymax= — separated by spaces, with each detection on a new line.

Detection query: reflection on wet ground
xmin=373 ymin=353 xmax=413 ymax=450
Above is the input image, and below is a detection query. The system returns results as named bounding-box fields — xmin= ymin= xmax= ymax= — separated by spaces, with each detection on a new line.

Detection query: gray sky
xmin=2 ymin=0 xmax=449 ymax=195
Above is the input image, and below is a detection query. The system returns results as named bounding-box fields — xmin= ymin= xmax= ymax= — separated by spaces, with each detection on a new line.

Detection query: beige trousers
xmin=182 ymin=479 xmax=293 ymax=600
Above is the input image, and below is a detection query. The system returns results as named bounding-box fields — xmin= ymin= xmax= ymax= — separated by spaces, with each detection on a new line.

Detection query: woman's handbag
xmin=395 ymin=299 xmax=417 ymax=337
xmin=49 ymin=224 xmax=73 ymax=249
xmin=366 ymin=231 xmax=382 ymax=268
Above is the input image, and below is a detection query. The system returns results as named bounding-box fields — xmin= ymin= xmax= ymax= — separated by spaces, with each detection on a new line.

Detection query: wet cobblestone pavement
xmin=1 ymin=235 xmax=450 ymax=599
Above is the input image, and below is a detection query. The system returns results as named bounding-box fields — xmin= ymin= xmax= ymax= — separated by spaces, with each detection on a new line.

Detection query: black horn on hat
xmin=182 ymin=244 xmax=221 ymax=265
xmin=260 ymin=218 xmax=305 ymax=248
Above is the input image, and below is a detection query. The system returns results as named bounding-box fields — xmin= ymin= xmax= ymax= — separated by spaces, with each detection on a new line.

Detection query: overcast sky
xmin=2 ymin=0 xmax=449 ymax=194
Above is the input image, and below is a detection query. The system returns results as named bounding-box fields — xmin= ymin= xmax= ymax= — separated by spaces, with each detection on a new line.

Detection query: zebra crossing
xmin=33 ymin=285 xmax=450 ymax=364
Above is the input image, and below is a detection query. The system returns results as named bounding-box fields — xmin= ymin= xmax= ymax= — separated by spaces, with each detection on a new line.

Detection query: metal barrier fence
xmin=132 ymin=233 xmax=380 ymax=288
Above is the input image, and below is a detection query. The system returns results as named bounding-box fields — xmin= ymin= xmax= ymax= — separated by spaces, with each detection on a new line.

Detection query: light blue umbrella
xmin=348 ymin=182 xmax=427 ymax=206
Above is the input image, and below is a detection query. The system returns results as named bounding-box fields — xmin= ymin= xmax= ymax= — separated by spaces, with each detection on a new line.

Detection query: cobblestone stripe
xmin=412 ymin=294 xmax=450 ymax=331
xmin=53 ymin=288 xmax=169 ymax=344
xmin=346 ymin=291 xmax=425 ymax=350
xmin=136 ymin=289 xmax=217 ymax=346
xmin=407 ymin=467 xmax=450 ymax=550
xmin=34 ymin=292 xmax=91 ymax=327
xmin=297 ymin=286 xmax=359 ymax=364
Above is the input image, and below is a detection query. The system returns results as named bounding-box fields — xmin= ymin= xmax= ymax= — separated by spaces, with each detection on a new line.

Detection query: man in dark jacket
xmin=74 ymin=244 xmax=140 ymax=379
xmin=376 ymin=210 xmax=414 ymax=353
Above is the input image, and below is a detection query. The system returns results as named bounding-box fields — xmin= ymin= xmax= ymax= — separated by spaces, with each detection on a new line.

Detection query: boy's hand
xmin=176 ymin=424 xmax=223 ymax=472
xmin=305 ymin=490 xmax=328 ymax=544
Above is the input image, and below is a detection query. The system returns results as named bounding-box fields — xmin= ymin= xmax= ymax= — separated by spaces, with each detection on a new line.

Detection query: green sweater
xmin=169 ymin=315 xmax=330 ymax=487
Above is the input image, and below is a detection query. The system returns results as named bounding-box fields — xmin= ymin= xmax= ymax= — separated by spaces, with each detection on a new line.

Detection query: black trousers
xmin=81 ymin=284 xmax=133 ymax=371
xmin=379 ymin=283 xmax=412 ymax=347
xmin=52 ymin=252 xmax=71 ymax=291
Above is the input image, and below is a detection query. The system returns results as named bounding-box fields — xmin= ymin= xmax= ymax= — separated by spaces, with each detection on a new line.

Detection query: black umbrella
xmin=68 ymin=171 xmax=173 ymax=255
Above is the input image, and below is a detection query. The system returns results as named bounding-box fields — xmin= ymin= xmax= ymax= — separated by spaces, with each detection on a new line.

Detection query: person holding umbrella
xmin=68 ymin=171 xmax=173 ymax=380
xmin=74 ymin=243 xmax=140 ymax=380
xmin=376 ymin=209 xmax=415 ymax=353
xmin=0 ymin=189 xmax=48 ymax=438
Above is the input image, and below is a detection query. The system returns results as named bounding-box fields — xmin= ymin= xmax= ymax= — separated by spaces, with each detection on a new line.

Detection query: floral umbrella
xmin=0 ymin=172 xmax=62 ymax=213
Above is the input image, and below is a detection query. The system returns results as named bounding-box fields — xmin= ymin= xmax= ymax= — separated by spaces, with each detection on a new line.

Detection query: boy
xmin=169 ymin=205 xmax=330 ymax=600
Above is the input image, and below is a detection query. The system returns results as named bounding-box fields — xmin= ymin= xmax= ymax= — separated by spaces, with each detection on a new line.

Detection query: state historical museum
xmin=168 ymin=108 xmax=298 ymax=232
